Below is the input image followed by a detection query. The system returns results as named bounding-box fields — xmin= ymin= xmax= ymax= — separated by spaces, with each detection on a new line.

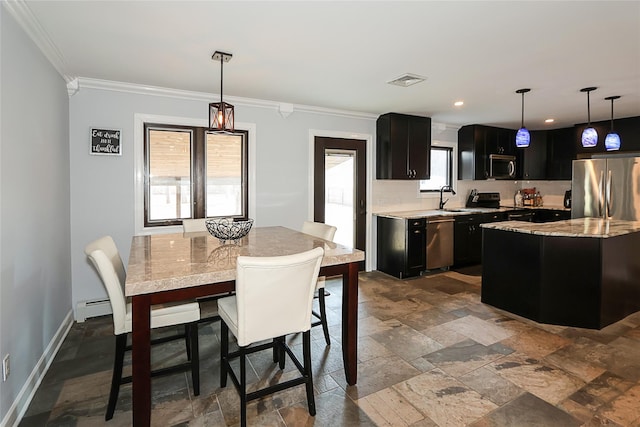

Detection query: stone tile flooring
xmin=19 ymin=269 xmax=640 ymax=426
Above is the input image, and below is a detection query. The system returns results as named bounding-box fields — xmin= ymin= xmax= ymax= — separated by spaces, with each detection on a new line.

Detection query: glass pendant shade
xmin=604 ymin=95 xmax=621 ymax=151
xmin=605 ymin=132 xmax=621 ymax=151
xmin=515 ymin=88 xmax=530 ymax=148
xmin=516 ymin=127 xmax=530 ymax=148
xmin=581 ymin=127 xmax=598 ymax=148
xmin=580 ymin=87 xmax=597 ymax=148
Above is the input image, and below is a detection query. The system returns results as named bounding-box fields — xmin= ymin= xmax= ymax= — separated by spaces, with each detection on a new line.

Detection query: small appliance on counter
xmin=564 ymin=190 xmax=572 ymax=209
xmin=465 ymin=190 xmax=500 ymax=209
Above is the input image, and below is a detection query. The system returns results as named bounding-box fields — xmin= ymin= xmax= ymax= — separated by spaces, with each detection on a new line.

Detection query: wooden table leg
xmin=132 ymin=294 xmax=152 ymax=426
xmin=341 ymin=262 xmax=359 ymax=385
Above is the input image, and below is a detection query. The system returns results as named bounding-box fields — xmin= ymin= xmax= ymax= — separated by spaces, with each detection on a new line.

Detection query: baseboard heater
xmin=76 ymin=298 xmax=112 ymax=322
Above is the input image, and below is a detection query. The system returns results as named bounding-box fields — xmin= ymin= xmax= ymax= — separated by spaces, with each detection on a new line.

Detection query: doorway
xmin=314 ymin=137 xmax=366 ymax=269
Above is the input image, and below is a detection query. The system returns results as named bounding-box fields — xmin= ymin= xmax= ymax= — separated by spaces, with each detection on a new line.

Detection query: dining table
xmin=124 ymin=226 xmax=365 ymax=426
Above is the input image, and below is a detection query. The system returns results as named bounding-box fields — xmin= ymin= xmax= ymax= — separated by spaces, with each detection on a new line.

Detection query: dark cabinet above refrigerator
xmin=376 ymin=113 xmax=431 ymax=180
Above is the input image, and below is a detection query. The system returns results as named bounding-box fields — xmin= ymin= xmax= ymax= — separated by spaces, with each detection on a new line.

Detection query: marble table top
xmin=125 ymin=226 xmax=365 ymax=296
xmin=481 ymin=217 xmax=640 ymax=238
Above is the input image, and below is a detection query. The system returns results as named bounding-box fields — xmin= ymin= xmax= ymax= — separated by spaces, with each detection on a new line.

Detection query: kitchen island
xmin=481 ymin=218 xmax=640 ymax=329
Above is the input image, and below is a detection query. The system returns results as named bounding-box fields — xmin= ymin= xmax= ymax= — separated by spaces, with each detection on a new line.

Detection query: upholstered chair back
xmin=301 ymin=221 xmax=337 ymax=241
xmin=233 ymin=247 xmax=323 ymax=346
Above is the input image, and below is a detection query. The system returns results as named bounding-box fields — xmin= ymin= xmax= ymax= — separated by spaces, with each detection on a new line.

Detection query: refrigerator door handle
xmin=599 ymin=171 xmax=605 ymax=218
xmin=606 ymin=170 xmax=612 ymax=218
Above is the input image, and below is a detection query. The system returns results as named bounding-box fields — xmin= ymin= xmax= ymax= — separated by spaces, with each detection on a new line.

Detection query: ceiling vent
xmin=387 ymin=73 xmax=427 ymax=87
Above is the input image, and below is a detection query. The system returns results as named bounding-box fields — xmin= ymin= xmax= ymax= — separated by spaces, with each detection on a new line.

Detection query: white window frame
xmin=134 ymin=113 xmax=256 ymax=235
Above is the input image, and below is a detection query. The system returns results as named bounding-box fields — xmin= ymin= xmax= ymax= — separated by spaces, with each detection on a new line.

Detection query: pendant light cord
xmin=220 ymin=55 xmax=224 ymax=106
xmin=521 ymin=92 xmax=525 ymax=127
xmin=609 ymin=98 xmax=614 ymax=131
xmin=587 ymin=90 xmax=591 ymax=126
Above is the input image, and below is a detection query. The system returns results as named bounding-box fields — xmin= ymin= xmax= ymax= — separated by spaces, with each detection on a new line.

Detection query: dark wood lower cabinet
xmin=481 ymin=228 xmax=640 ymax=329
xmin=376 ymin=216 xmax=426 ymax=279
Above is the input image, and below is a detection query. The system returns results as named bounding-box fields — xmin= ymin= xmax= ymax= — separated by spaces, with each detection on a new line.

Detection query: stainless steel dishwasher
xmin=425 ymin=216 xmax=455 ymax=270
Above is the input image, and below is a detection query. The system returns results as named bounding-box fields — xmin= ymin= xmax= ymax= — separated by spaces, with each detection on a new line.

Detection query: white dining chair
xmin=84 ymin=236 xmax=201 ymax=421
xmin=182 ymin=218 xmax=208 ymax=233
xmin=218 ymin=247 xmax=324 ymax=427
xmin=301 ymin=221 xmax=337 ymax=345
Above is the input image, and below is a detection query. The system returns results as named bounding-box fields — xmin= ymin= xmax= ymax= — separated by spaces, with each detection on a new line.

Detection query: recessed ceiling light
xmin=454 ymin=101 xmax=464 ymax=107
xmin=387 ymin=73 xmax=427 ymax=87
xmin=545 ymin=118 xmax=555 ymax=123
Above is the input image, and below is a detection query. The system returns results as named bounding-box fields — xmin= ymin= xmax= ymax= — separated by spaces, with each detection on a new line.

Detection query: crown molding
xmin=75 ymin=77 xmax=378 ymax=120
xmin=3 ymin=0 xmax=73 ymax=83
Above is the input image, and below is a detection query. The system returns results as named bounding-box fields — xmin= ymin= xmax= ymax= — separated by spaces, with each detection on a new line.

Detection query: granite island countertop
xmin=481 ymin=217 xmax=640 ymax=238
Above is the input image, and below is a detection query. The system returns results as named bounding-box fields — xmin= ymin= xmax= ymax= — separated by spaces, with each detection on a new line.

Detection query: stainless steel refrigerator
xmin=571 ymin=156 xmax=640 ymax=220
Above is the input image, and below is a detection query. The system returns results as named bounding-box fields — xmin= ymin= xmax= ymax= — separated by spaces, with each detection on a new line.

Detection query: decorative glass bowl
xmin=205 ymin=218 xmax=254 ymax=244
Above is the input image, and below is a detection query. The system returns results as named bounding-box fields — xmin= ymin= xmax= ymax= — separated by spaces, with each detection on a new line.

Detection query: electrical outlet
xmin=2 ymin=354 xmax=9 ymax=381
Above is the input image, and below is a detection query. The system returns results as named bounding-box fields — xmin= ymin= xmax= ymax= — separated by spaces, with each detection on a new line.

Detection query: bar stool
xmin=301 ymin=221 xmax=337 ymax=345
xmin=218 ymin=247 xmax=324 ymax=427
xmin=84 ymin=236 xmax=201 ymax=421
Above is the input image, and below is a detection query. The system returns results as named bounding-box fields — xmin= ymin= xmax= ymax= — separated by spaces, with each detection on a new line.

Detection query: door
xmin=314 ymin=137 xmax=366 ymax=269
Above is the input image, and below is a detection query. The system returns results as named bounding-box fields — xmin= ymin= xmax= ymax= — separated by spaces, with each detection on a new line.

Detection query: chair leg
xmin=189 ymin=323 xmax=200 ymax=396
xmin=272 ymin=337 xmax=278 ymax=363
xmin=240 ymin=350 xmax=247 ymax=427
xmin=318 ymin=290 xmax=331 ymax=346
xmin=303 ymin=330 xmax=316 ymax=416
xmin=277 ymin=336 xmax=286 ymax=370
xmin=106 ymin=334 xmax=127 ymax=421
xmin=185 ymin=324 xmax=191 ymax=361
xmin=220 ymin=321 xmax=229 ymax=388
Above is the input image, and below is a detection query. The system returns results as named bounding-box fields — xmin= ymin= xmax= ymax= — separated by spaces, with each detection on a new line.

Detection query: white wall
xmin=69 ymin=83 xmax=376 ymax=311
xmin=1 ymin=8 xmax=72 ymax=425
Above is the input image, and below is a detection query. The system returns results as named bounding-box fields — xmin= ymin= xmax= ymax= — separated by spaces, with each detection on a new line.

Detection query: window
xmin=420 ymin=146 xmax=453 ymax=192
xmin=144 ymin=123 xmax=248 ymax=227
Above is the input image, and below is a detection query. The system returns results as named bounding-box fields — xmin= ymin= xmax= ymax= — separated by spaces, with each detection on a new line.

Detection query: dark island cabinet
xmin=376 ymin=113 xmax=431 ymax=180
xmin=377 ymin=216 xmax=426 ymax=278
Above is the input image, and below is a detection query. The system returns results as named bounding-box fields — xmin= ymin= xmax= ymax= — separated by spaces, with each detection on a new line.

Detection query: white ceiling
xmin=9 ymin=0 xmax=640 ymax=130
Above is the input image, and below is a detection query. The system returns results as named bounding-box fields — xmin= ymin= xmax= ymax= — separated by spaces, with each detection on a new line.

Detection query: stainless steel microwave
xmin=488 ymin=154 xmax=516 ymax=179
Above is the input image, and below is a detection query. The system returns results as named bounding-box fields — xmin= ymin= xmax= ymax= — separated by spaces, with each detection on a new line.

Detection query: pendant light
xmin=515 ymin=88 xmax=531 ymax=148
xmin=580 ymin=87 xmax=598 ymax=148
xmin=209 ymin=51 xmax=234 ymax=132
xmin=604 ymin=95 xmax=621 ymax=151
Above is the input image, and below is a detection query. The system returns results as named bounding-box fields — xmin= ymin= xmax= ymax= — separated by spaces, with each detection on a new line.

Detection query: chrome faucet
xmin=439 ymin=185 xmax=457 ymax=210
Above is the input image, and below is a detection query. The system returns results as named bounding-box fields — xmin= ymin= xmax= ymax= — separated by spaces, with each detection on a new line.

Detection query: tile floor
xmin=19 ymin=268 xmax=640 ymax=426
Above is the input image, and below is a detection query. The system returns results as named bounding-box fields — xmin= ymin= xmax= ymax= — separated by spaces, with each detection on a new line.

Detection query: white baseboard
xmin=0 ymin=310 xmax=74 ymax=427
xmin=75 ymin=298 xmax=111 ymax=322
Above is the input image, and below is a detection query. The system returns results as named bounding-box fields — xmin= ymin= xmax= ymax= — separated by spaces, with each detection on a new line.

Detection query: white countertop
xmin=481 ymin=218 xmax=640 ymax=238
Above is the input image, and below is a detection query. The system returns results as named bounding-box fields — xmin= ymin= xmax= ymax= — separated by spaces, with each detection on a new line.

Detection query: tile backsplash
xmin=372 ymin=179 xmax=572 ymax=213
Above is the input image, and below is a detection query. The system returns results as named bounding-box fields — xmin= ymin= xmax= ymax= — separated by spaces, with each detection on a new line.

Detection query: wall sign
xmin=90 ymin=128 xmax=122 ymax=156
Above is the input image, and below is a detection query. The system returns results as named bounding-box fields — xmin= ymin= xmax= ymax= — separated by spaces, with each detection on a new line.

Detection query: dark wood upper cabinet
xmin=458 ymin=124 xmax=516 ymax=180
xmin=518 ymin=130 xmax=547 ymax=180
xmin=574 ymin=116 xmax=640 ymax=156
xmin=546 ymin=127 xmax=576 ymax=180
xmin=376 ymin=113 xmax=431 ymax=180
